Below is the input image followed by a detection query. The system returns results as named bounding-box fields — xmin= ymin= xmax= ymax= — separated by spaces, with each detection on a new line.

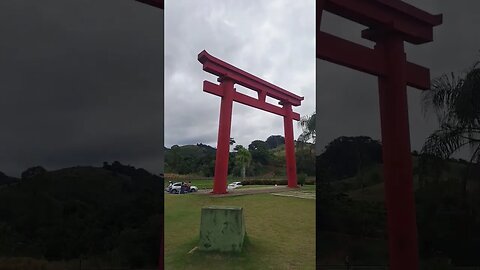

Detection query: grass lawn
xmin=165 ymin=193 xmax=315 ymax=270
xmin=317 ymin=231 xmax=388 ymax=265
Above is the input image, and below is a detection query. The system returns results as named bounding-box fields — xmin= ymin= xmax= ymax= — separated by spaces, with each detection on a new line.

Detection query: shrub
xmin=240 ymin=178 xmax=315 ymax=186
xmin=298 ymin=173 xmax=307 ymax=186
xmin=240 ymin=179 xmax=287 ymax=186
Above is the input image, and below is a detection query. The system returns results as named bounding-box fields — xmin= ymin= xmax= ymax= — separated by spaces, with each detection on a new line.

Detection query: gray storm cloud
xmin=0 ymin=0 xmax=164 ymax=176
xmin=164 ymin=0 xmax=316 ymax=149
xmin=2 ymin=0 xmax=478 ymax=177
xmin=316 ymin=1 xmax=480 ymax=157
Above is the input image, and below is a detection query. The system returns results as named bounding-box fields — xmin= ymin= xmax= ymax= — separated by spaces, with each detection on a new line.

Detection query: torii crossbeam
xmin=199 ymin=50 xmax=304 ymax=194
xmin=317 ymin=0 xmax=442 ymax=269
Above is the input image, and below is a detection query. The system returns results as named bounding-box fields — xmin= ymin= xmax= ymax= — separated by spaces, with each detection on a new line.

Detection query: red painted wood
xmin=199 ymin=50 xmax=304 ymax=106
xmin=203 ymin=81 xmax=301 ymax=120
xmin=376 ymin=36 xmax=419 ymax=270
xmin=317 ymin=0 xmax=326 ymax=37
xmin=317 ymin=31 xmax=431 ymax=89
xmin=283 ymin=103 xmax=298 ymax=188
xmin=405 ymin=62 xmax=431 ymax=91
xmin=317 ymin=31 xmax=384 ymax=76
xmin=212 ymin=80 xmax=235 ymax=194
xmin=199 ymin=51 xmax=303 ymax=194
xmin=323 ymin=0 xmax=442 ymax=44
xmin=317 ymin=1 xmax=442 ymax=269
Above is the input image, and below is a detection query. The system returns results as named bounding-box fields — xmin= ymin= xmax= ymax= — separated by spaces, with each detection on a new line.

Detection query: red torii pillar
xmin=317 ymin=1 xmax=442 ymax=269
xmin=198 ymin=50 xmax=304 ymax=194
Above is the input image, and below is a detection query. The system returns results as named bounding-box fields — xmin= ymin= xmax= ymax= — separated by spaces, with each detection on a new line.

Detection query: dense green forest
xmin=0 ymin=162 xmax=162 ymax=268
xmin=164 ymin=135 xmax=316 ymax=177
xmin=317 ymin=150 xmax=480 ymax=266
xmin=2 ymin=135 xmax=480 ymax=267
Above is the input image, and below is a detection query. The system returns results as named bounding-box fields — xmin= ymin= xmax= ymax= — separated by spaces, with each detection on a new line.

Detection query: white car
xmin=227 ymin=181 xmax=243 ymax=190
xmin=165 ymin=182 xmax=198 ymax=194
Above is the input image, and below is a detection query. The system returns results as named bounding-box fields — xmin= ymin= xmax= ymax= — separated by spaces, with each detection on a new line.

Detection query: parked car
xmin=227 ymin=181 xmax=243 ymax=190
xmin=166 ymin=181 xmax=198 ymax=194
xmin=165 ymin=181 xmax=174 ymax=192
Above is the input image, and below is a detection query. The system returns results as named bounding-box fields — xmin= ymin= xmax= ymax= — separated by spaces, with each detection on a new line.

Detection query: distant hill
xmin=0 ymin=162 xmax=163 ymax=268
xmin=328 ymin=155 xmax=480 ymax=200
xmin=164 ymin=140 xmax=315 ymax=177
xmin=318 ymin=154 xmax=480 ymax=265
xmin=0 ymin=171 xmax=19 ymax=186
xmin=317 ymin=136 xmax=382 ymax=181
xmin=165 ymin=143 xmax=217 ymax=176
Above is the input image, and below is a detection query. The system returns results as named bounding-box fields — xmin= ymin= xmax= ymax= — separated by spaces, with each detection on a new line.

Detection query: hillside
xmin=0 ymin=162 xmax=163 ymax=268
xmin=326 ymin=155 xmax=480 ymax=200
xmin=318 ymin=155 xmax=480 ymax=266
xmin=164 ymin=143 xmax=216 ymax=176
xmin=0 ymin=171 xmax=19 ymax=186
xmin=165 ymin=140 xmax=316 ymax=178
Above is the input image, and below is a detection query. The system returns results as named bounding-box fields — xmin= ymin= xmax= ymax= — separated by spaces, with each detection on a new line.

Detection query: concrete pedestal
xmin=199 ymin=206 xmax=246 ymax=252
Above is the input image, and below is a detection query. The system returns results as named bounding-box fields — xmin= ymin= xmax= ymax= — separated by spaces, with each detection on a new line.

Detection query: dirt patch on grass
xmin=271 ymin=190 xmax=316 ymax=200
xmin=196 ymin=186 xmax=293 ymax=197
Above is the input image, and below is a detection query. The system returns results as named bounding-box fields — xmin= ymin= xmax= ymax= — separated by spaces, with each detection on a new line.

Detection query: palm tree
xmin=298 ymin=112 xmax=316 ymax=143
xmin=421 ymin=59 xmax=480 ymax=197
xmin=235 ymin=145 xmax=251 ymax=180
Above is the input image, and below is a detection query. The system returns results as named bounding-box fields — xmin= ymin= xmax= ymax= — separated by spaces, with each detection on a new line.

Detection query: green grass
xmin=187 ymin=179 xmax=214 ymax=189
xmin=298 ymin=185 xmax=316 ymax=192
xmin=165 ymin=193 xmax=315 ymax=270
xmin=235 ymin=185 xmax=272 ymax=189
xmin=317 ymin=231 xmax=388 ymax=265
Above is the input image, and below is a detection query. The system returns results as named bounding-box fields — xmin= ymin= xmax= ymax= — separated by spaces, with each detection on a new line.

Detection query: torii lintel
xmin=317 ymin=0 xmax=442 ymax=90
xmin=321 ymin=0 xmax=442 ymax=44
xmin=198 ymin=50 xmax=304 ymax=109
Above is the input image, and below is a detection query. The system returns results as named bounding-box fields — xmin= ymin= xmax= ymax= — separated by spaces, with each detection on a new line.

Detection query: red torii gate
xmin=317 ymin=0 xmax=442 ymax=269
xmin=198 ymin=50 xmax=304 ymax=194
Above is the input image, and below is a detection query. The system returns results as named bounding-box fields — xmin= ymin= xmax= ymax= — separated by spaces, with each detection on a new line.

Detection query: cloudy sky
xmin=316 ymin=1 xmax=480 ymax=157
xmin=2 ymin=0 xmax=479 ymax=177
xmin=0 ymin=0 xmax=163 ymax=176
xmin=164 ymin=0 xmax=315 ymax=149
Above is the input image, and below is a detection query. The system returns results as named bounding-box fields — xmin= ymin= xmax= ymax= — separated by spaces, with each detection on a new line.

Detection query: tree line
xmin=0 ymin=162 xmax=162 ymax=268
xmin=165 ymin=134 xmax=316 ymax=178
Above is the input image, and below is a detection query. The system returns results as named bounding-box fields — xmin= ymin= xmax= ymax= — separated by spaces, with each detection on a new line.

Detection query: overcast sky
xmin=164 ymin=0 xmax=315 ymax=149
xmin=1 ymin=0 xmax=479 ymax=177
xmin=316 ymin=1 xmax=480 ymax=157
xmin=0 ymin=0 xmax=163 ymax=177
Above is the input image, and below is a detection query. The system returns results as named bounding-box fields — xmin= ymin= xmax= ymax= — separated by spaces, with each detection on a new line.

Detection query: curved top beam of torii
xmin=198 ymin=50 xmax=304 ymax=120
xmin=316 ymin=0 xmax=442 ymax=90
xmin=319 ymin=0 xmax=442 ymax=44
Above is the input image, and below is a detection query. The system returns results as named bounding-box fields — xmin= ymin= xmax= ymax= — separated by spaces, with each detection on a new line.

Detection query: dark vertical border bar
xmin=133 ymin=1 xmax=164 ymax=269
